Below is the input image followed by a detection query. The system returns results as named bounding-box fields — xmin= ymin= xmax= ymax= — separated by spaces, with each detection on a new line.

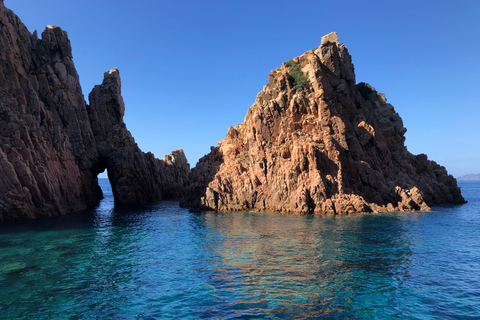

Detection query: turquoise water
xmin=1 ymin=180 xmax=479 ymax=319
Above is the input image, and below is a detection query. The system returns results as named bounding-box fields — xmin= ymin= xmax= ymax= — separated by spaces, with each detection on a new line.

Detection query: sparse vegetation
xmin=357 ymin=82 xmax=376 ymax=100
xmin=286 ymin=59 xmax=308 ymax=91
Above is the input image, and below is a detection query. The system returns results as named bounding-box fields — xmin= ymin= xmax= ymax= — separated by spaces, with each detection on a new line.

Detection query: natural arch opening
xmin=96 ymin=168 xmax=114 ymax=211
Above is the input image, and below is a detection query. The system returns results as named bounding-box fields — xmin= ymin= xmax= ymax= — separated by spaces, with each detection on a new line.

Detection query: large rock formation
xmin=182 ymin=32 xmax=466 ymax=214
xmin=87 ymin=69 xmax=190 ymax=205
xmin=0 ymin=1 xmax=189 ymax=221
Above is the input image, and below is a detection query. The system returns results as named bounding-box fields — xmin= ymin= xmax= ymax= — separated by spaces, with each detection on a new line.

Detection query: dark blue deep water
xmin=1 ymin=180 xmax=479 ymax=319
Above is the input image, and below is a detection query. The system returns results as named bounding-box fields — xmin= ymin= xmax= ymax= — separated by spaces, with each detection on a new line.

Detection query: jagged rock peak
xmin=106 ymin=67 xmax=119 ymax=76
xmin=181 ymin=32 xmax=465 ymax=214
xmin=320 ymin=31 xmax=339 ymax=45
xmin=0 ymin=3 xmax=190 ymax=221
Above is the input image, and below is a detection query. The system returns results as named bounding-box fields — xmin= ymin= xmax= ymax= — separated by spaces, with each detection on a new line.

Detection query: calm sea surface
xmin=0 ymin=180 xmax=479 ymax=319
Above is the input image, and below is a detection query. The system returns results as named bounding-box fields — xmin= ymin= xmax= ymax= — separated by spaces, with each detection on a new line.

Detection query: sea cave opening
xmin=94 ymin=168 xmax=115 ymax=235
xmin=96 ymin=168 xmax=114 ymax=211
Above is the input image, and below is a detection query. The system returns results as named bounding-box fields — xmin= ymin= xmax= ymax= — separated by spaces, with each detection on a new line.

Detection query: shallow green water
xmin=1 ymin=180 xmax=479 ymax=319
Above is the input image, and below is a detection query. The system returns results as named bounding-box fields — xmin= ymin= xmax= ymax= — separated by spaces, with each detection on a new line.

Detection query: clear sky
xmin=5 ymin=0 xmax=480 ymax=178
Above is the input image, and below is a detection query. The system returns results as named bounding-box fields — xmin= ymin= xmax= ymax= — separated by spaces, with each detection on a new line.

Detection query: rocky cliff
xmin=182 ymin=32 xmax=466 ymax=214
xmin=0 ymin=2 xmax=189 ymax=221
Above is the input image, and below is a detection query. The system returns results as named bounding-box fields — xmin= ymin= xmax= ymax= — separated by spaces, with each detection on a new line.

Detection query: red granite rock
xmin=181 ymin=32 xmax=466 ymax=214
xmin=0 ymin=2 xmax=189 ymax=221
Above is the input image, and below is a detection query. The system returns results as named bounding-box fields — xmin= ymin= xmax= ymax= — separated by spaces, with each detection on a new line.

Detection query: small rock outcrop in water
xmin=0 ymin=2 xmax=189 ymax=221
xmin=182 ymin=32 xmax=466 ymax=214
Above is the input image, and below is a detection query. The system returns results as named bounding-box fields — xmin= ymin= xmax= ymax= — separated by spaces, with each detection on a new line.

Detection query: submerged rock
xmin=0 ymin=2 xmax=189 ymax=221
xmin=181 ymin=32 xmax=466 ymax=214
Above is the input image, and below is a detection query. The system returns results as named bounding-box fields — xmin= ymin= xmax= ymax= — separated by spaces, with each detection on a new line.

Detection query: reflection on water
xmin=93 ymin=178 xmax=114 ymax=244
xmin=0 ymin=180 xmax=479 ymax=318
xmin=188 ymin=212 xmax=414 ymax=318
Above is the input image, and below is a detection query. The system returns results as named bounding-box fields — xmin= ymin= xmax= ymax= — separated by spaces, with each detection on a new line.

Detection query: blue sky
xmin=6 ymin=0 xmax=480 ymax=178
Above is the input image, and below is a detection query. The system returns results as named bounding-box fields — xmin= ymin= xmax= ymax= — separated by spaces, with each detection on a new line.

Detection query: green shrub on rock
xmin=286 ymin=59 xmax=308 ymax=91
xmin=357 ymin=82 xmax=376 ymax=100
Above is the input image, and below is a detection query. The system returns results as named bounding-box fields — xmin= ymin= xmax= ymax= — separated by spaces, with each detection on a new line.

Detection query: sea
xmin=0 ymin=179 xmax=479 ymax=319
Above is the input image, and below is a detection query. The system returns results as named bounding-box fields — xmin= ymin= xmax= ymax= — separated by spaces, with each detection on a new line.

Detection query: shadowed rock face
xmin=182 ymin=32 xmax=466 ymax=214
xmin=88 ymin=69 xmax=190 ymax=206
xmin=0 ymin=2 xmax=189 ymax=221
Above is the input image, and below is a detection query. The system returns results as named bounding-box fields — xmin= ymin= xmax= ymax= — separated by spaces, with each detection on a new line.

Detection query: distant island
xmin=457 ymin=174 xmax=480 ymax=181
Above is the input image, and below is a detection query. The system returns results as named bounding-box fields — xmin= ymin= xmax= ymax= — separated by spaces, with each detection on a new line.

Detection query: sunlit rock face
xmin=182 ymin=32 xmax=465 ymax=214
xmin=0 ymin=2 xmax=190 ymax=221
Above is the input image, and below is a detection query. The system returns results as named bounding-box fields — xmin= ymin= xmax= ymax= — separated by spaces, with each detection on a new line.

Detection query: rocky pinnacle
xmin=181 ymin=32 xmax=466 ymax=214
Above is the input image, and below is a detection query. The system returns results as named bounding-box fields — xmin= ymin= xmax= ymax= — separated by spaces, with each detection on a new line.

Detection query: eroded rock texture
xmin=0 ymin=2 xmax=189 ymax=221
xmin=88 ymin=69 xmax=190 ymax=206
xmin=182 ymin=32 xmax=465 ymax=214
